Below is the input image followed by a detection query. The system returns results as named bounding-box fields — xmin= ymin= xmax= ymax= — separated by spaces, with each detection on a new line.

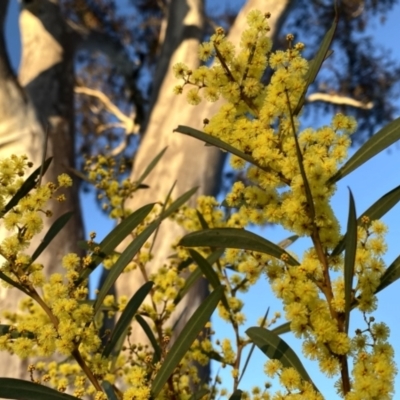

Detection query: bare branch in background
xmin=75 ymin=86 xmax=138 ymax=133
xmin=307 ymin=92 xmax=374 ymax=110
xmin=68 ymin=19 xmax=136 ymax=82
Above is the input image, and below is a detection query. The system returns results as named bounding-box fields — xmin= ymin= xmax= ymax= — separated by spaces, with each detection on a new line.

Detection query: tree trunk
xmin=115 ymin=0 xmax=294 ymax=352
xmin=0 ymin=0 xmax=294 ymax=385
xmin=0 ymin=0 xmax=83 ymax=379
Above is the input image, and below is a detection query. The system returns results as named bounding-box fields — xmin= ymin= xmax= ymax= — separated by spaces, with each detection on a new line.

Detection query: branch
xmin=307 ymin=92 xmax=373 ymax=110
xmin=67 ymin=20 xmax=136 ymax=82
xmin=75 ymin=86 xmax=138 ymax=134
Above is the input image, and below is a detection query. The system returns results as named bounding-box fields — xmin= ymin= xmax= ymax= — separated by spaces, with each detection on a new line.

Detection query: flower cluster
xmin=173 ymin=8 xmax=396 ymax=399
xmin=83 ymin=154 xmax=137 ymax=220
xmin=0 ymin=6 xmax=396 ymax=400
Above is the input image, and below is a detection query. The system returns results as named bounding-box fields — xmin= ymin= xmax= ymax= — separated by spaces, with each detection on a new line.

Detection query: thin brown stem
xmin=284 ymin=87 xmax=351 ymax=393
xmin=339 ymin=355 xmax=351 ymax=395
xmin=29 ymin=290 xmax=59 ymax=329
xmin=71 ymin=348 xmax=103 ymax=392
xmin=213 ymin=44 xmax=259 ymax=116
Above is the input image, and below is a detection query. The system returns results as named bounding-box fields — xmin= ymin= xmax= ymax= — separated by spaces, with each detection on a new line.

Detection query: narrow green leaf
xmin=78 ymin=241 xmax=121 ymax=257
xmin=93 ymin=223 xmax=157 ymax=316
xmin=0 ymin=325 xmax=35 ymax=339
xmin=270 ymin=321 xmax=291 ymax=336
xmin=203 ymin=349 xmax=224 ymax=362
xmin=102 ymin=281 xmax=154 ymax=357
xmin=196 ymin=210 xmax=209 ymax=230
xmin=331 ymin=185 xmax=400 ymax=256
xmin=94 ymin=187 xmax=198 ymax=317
xmin=189 ymin=388 xmax=209 ymax=400
xmin=135 ymin=315 xmax=162 ymax=362
xmin=174 ymin=268 xmax=202 ymax=306
xmin=180 ymin=228 xmax=299 ymax=266
xmin=189 ymin=249 xmax=229 ymax=311
xmin=375 ymin=254 xmax=400 ymax=295
xmin=343 ymin=190 xmax=357 ymax=334
xmin=0 ymin=271 xmax=29 ymax=295
xmin=151 ymin=286 xmax=224 ymax=397
xmin=0 ymin=158 xmax=52 ymax=218
xmin=175 ymin=126 xmax=272 ymax=174
xmin=159 ymin=186 xmax=198 ymax=219
xmin=31 ymin=212 xmax=73 ymax=262
xmin=277 ymin=235 xmax=299 ymax=249
xmin=148 ymin=180 xmax=176 ymax=256
xmin=293 ymin=16 xmax=337 ymax=115
xmin=136 ymin=147 xmax=168 ymax=186
xmin=238 ymin=309 xmax=270 ymax=386
xmin=67 ymin=167 xmax=95 ymax=184
xmin=174 ymin=249 xmax=224 ymax=306
xmin=229 ymin=390 xmax=243 ymax=400
xmin=189 ymin=250 xmax=221 ymax=290
xmin=329 ymin=117 xmax=400 ymax=184
xmin=101 ymin=381 xmax=118 ymax=400
xmin=246 ymin=327 xmax=320 ymax=393
xmin=0 ymin=378 xmax=79 ymax=400
xmin=77 ymin=203 xmax=154 ymax=284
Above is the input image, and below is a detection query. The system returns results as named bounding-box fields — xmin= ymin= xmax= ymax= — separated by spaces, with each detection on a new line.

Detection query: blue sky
xmin=4 ymin=1 xmax=400 ymax=398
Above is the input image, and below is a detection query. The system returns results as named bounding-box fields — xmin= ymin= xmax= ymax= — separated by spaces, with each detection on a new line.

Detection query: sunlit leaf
xmin=270 ymin=322 xmax=291 ymax=336
xmin=31 ymin=212 xmax=73 ymax=262
xmin=329 ymin=117 xmax=400 ymax=184
xmin=76 ymin=203 xmax=154 ymax=285
xmin=93 ymin=223 xmax=157 ymax=316
xmin=180 ymin=228 xmax=299 ymax=266
xmin=238 ymin=309 xmax=270 ymax=385
xmin=293 ymin=15 xmax=337 ymax=115
xmin=159 ymin=186 xmax=198 ymax=219
xmin=332 ymin=185 xmax=400 ymax=256
xmin=175 ymin=126 xmax=273 ymax=174
xmin=148 ymin=180 xmax=176 ymax=256
xmin=277 ymin=235 xmax=299 ymax=249
xmin=151 ymin=286 xmax=224 ymax=397
xmin=343 ymin=190 xmax=357 ymax=334
xmin=0 ymin=378 xmax=79 ymax=400
xmin=375 ymin=254 xmax=400 ymax=295
xmin=136 ymin=147 xmax=168 ymax=186
xmin=246 ymin=327 xmax=320 ymax=393
xmin=102 ymin=282 xmax=154 ymax=357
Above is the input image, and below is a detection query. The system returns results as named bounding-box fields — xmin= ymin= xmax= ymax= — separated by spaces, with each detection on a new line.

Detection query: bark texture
xmin=115 ymin=0 xmax=294 ymax=349
xmin=0 ymin=0 xmax=84 ymax=379
xmin=0 ymin=0 xmax=294 ymax=384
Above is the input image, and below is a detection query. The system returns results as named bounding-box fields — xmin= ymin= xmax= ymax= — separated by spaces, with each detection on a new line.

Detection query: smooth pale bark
xmin=0 ymin=0 xmax=83 ymax=379
xmin=115 ymin=0 xmax=294 ymax=351
xmin=0 ymin=0 xmax=293 ymax=385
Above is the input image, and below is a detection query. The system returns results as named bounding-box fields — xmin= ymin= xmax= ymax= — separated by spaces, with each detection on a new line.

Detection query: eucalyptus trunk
xmin=0 ymin=0 xmax=83 ymax=379
xmin=0 ymin=0 xmax=293 ymax=384
xmin=115 ymin=0 xmax=294 ymax=352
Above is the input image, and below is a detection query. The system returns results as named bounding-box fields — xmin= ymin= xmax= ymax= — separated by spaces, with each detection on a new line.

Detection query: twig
xmin=307 ymin=92 xmax=373 ymax=110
